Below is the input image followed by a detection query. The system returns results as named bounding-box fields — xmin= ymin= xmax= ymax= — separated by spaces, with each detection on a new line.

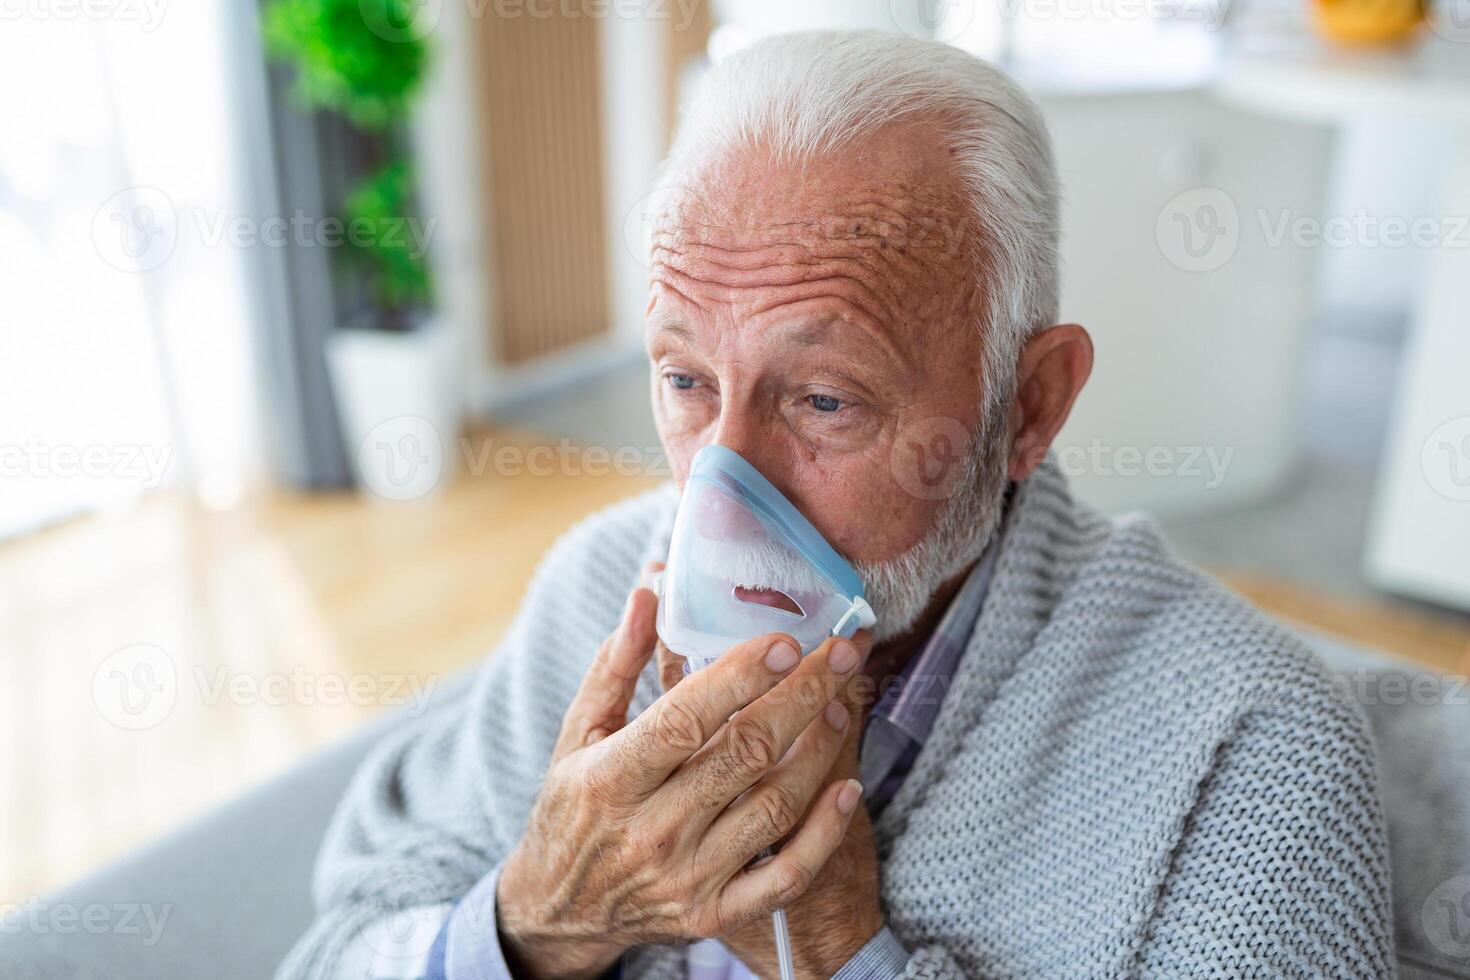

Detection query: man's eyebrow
xmin=786 ymin=318 xmax=914 ymax=375
xmin=647 ymin=316 xmax=694 ymax=342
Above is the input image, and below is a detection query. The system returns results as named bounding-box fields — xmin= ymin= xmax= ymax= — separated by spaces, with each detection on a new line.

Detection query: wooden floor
xmin=2 ymin=426 xmax=1466 ymax=902
xmin=0 ymin=426 xmax=661 ymax=904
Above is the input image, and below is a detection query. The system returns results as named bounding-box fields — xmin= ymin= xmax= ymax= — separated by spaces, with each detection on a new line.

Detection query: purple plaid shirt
xmin=859 ymin=540 xmax=1001 ymax=816
xmin=412 ymin=540 xmax=1003 ymax=980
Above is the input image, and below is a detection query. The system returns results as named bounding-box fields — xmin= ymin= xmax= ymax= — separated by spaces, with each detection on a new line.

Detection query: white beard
xmin=852 ymin=410 xmax=1011 ymax=643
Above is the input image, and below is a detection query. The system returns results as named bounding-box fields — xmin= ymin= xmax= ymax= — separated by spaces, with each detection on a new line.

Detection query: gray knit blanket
xmin=278 ymin=458 xmax=1394 ymax=978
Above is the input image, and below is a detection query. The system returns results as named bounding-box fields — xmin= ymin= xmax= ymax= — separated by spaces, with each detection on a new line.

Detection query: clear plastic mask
xmin=653 ymin=445 xmax=875 ymax=670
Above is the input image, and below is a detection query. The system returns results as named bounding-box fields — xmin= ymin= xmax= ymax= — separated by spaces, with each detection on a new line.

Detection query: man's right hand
xmin=495 ymin=581 xmax=866 ymax=979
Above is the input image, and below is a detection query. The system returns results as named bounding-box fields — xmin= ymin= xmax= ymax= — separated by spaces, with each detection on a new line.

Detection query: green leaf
xmin=261 ymin=0 xmax=428 ymax=130
xmin=345 ymin=160 xmax=434 ymax=315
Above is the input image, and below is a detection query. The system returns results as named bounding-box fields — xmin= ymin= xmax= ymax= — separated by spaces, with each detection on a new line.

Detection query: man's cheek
xmin=803 ymin=477 xmax=919 ymax=564
xmin=887 ymin=413 xmax=976 ymax=505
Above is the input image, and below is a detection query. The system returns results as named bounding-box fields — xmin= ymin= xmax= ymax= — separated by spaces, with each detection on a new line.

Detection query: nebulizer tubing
xmin=772 ymin=901 xmax=796 ymax=980
xmin=763 ymin=606 xmax=861 ymax=980
xmin=651 ymin=445 xmax=876 ymax=980
xmin=762 ymin=608 xmax=863 ymax=980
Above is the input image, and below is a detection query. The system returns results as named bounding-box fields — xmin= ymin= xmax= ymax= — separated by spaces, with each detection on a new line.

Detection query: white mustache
xmin=687 ymin=533 xmax=836 ymax=598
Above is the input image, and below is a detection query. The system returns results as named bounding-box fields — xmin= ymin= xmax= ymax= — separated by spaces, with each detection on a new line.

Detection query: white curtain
xmin=0 ymin=4 xmax=260 ymax=540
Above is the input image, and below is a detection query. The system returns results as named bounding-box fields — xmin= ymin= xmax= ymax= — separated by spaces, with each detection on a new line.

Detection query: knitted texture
xmin=276 ymin=459 xmax=1394 ymax=979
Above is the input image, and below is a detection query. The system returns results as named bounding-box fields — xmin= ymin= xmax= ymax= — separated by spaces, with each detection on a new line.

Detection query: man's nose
xmin=710 ymin=403 xmax=786 ymax=489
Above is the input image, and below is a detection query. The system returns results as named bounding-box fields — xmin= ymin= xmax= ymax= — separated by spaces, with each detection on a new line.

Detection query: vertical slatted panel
xmin=664 ymin=0 xmax=713 ymax=150
xmin=475 ymin=8 xmax=610 ymax=365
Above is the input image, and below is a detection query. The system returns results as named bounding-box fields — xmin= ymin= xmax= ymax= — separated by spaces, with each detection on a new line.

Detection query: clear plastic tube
xmin=754 ymin=843 xmax=796 ymax=980
xmin=771 ymin=905 xmax=796 ymax=980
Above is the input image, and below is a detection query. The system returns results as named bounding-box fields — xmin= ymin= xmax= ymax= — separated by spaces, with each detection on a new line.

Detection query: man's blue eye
xmin=808 ymin=394 xmax=842 ymax=412
xmin=668 ymin=374 xmax=696 ymax=391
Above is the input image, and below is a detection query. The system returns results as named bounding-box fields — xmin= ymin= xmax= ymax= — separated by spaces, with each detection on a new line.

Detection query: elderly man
xmin=279 ymin=30 xmax=1392 ymax=980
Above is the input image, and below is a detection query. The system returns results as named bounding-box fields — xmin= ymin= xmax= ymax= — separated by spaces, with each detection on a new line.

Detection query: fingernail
xmin=829 ymin=640 xmax=858 ymax=674
xmin=764 ymin=640 xmax=799 ymax=673
xmin=824 ymin=700 xmax=848 ymax=731
xmin=836 ymin=779 xmax=863 ymax=815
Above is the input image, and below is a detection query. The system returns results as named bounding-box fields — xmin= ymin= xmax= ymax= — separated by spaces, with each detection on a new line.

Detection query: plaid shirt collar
xmin=869 ymin=534 xmax=1001 ymax=744
xmin=857 ymin=505 xmax=1009 ymax=813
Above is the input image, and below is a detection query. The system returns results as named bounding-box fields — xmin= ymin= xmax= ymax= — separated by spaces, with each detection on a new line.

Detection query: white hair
xmin=661 ymin=29 xmax=1062 ymax=422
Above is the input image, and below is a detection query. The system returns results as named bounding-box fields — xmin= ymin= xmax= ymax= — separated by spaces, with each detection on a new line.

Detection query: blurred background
xmin=3 ymin=0 xmax=1468 ymax=907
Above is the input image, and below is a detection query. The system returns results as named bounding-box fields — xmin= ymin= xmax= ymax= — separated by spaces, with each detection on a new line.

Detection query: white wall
xmin=1043 ymin=89 xmax=1333 ymax=517
xmin=1315 ymin=119 xmax=1455 ymax=325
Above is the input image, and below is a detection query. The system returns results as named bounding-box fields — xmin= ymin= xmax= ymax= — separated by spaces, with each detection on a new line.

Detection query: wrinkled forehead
xmin=657 ymin=126 xmax=976 ymax=264
xmin=649 ymin=124 xmax=987 ymax=361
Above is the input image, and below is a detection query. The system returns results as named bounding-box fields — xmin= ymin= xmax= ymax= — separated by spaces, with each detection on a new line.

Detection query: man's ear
xmin=1005 ymin=324 xmax=1093 ymax=481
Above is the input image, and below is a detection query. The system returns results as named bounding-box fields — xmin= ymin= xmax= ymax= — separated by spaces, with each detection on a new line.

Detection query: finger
xmin=656 ymin=639 xmax=687 ymax=694
xmin=715 ymin=778 xmax=864 ymax=924
xmin=605 ymin=631 xmax=802 ymax=793
xmin=556 ymin=586 xmax=659 ymax=756
xmin=666 ymin=635 xmax=864 ymax=812
xmin=700 ymin=695 xmax=851 ymax=868
xmin=831 ymin=633 xmax=873 ymax=778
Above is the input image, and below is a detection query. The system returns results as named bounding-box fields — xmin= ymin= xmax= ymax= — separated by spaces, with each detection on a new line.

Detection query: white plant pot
xmin=327 ymin=321 xmax=462 ymax=502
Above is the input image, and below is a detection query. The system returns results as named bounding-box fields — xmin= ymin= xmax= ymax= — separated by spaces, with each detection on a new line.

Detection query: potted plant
xmin=263 ymin=0 xmax=460 ymax=499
